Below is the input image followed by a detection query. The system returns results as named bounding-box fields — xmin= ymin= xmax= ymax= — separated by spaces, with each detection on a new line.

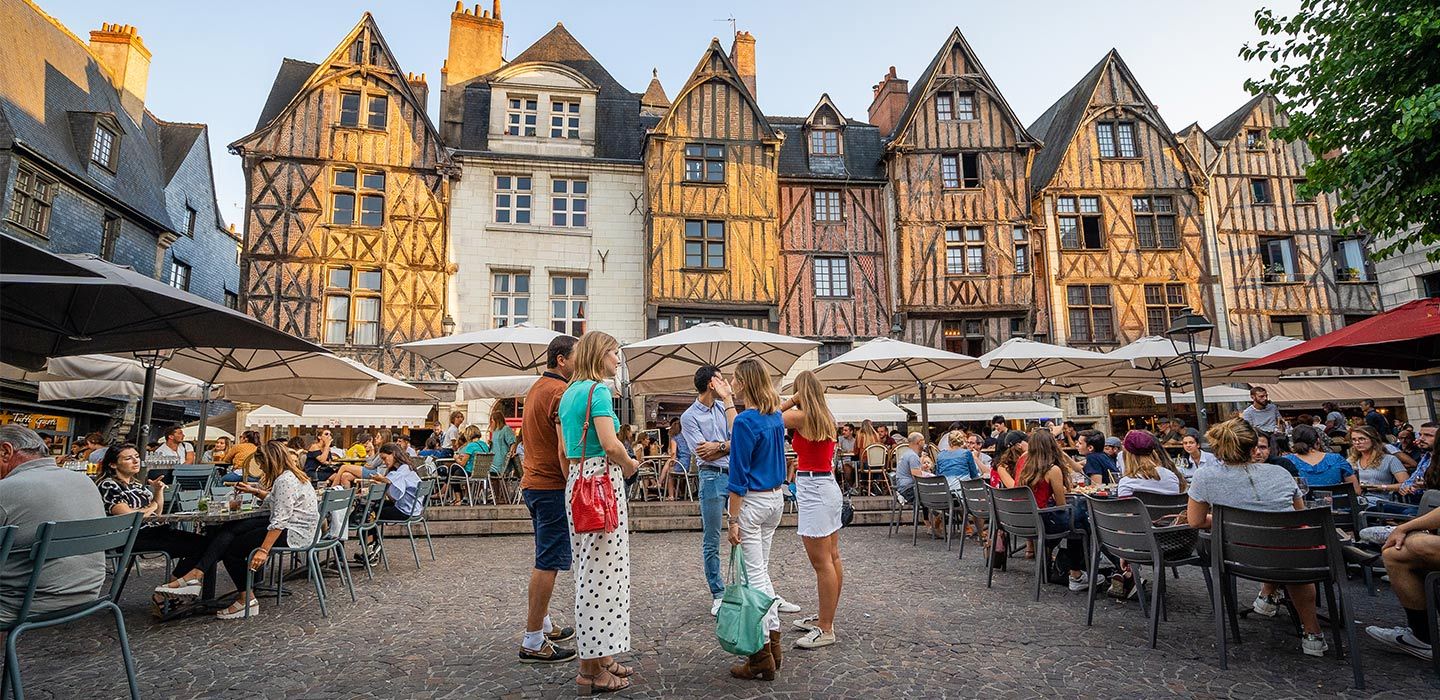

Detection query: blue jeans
xmin=1365 ymin=499 xmax=1418 ymax=517
xmin=699 ymin=469 xmax=727 ymax=598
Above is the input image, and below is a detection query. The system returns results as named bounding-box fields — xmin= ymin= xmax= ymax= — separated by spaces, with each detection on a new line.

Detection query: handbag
xmin=841 ymin=492 xmax=855 ymax=528
xmin=569 ymin=381 xmax=619 ymax=534
xmin=716 ymin=545 xmax=774 ymax=656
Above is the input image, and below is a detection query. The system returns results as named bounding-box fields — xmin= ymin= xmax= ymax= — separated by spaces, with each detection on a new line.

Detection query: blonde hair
xmin=1207 ymin=418 xmax=1258 ymax=465
xmin=571 ymin=331 xmax=619 ymax=383
xmin=946 ymin=430 xmax=965 ymax=450
xmin=734 ymin=358 xmax=780 ymax=415
xmin=1123 ymin=448 xmax=1188 ymax=490
xmin=254 ymin=441 xmax=308 ymax=488
xmin=791 ymin=371 xmax=837 ymax=442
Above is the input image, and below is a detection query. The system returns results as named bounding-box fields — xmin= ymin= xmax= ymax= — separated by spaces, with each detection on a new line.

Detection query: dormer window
xmin=91 ymin=125 xmax=117 ymax=171
xmin=1245 ymin=128 xmax=1265 ymax=150
xmin=809 ymin=129 xmax=839 ymax=155
xmin=550 ymin=100 xmax=580 ymax=139
xmin=507 ymin=96 xmax=538 ymax=137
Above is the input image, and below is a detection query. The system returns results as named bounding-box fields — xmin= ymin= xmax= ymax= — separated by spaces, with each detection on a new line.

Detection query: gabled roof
xmin=456 ymin=23 xmax=645 ymax=161
xmin=888 ymin=27 xmax=1037 ymax=146
xmin=769 ymin=97 xmax=884 ymax=181
xmin=156 ymin=120 xmax=204 ymax=184
xmin=1207 ymin=94 xmax=1267 ymax=142
xmin=254 ymin=59 xmax=319 ymax=132
xmin=653 ymin=38 xmax=777 ymax=140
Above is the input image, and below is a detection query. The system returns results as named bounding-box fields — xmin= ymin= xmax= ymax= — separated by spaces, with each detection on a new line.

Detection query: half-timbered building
xmin=1192 ymin=94 xmax=1380 ymax=349
xmin=773 ymin=96 xmax=890 ymax=362
xmin=868 ymin=29 xmax=1042 ymax=356
xmin=231 ymin=14 xmax=453 ymax=378
xmin=643 ymin=33 xmax=782 ymax=335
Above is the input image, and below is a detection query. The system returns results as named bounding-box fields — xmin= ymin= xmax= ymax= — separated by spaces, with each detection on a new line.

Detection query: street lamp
xmin=1165 ymin=307 xmax=1216 ymax=435
xmin=133 ymin=348 xmax=175 ymax=449
xmin=440 ymin=314 xmax=456 ymax=336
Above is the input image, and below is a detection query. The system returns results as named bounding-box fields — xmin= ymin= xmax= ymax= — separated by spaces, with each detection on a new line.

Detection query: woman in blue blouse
xmin=726 ymin=358 xmax=788 ymax=682
xmin=1284 ymin=424 xmax=1359 ymax=493
xmin=935 ymin=429 xmax=979 ymax=493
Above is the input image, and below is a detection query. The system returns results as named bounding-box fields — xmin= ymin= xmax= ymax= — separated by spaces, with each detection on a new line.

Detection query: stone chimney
xmin=729 ymin=31 xmax=756 ymax=98
xmin=407 ymin=72 xmax=430 ymax=111
xmin=867 ymin=66 xmax=909 ymax=136
xmin=441 ymin=1 xmax=504 ymax=146
xmin=88 ymin=23 xmax=151 ymax=125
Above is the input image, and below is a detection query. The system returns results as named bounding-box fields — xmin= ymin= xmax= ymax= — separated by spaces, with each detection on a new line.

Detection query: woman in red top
xmin=780 ymin=371 xmax=843 ymax=650
xmin=1018 ymin=429 xmax=1095 ymax=591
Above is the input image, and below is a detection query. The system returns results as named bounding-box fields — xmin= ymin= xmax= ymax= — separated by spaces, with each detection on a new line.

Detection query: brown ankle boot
xmin=768 ymin=630 xmax=783 ymax=670
xmin=729 ymin=645 xmax=776 ymax=681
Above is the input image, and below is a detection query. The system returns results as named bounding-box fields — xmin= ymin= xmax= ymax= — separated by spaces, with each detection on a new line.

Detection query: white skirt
xmin=795 ymin=473 xmax=843 ymax=538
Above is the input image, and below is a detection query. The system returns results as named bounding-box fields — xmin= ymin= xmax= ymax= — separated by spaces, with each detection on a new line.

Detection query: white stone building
xmin=1374 ymin=236 xmax=1440 ymax=421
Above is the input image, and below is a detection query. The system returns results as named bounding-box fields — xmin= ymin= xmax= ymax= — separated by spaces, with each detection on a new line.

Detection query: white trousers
xmin=736 ymin=488 xmax=784 ymax=633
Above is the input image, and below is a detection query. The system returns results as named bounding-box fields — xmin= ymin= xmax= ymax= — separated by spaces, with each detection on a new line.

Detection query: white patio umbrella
xmin=455 ymin=375 xmax=621 ymax=402
xmin=400 ymin=323 xmax=571 ymax=378
xmin=621 ymin=322 xmax=819 ymax=395
xmin=811 ymin=338 xmax=981 ymax=429
xmin=1084 ymin=336 xmax=1256 ymax=425
xmin=5 ymin=354 xmax=213 ymax=402
xmin=972 ymin=338 xmax=1128 ymax=378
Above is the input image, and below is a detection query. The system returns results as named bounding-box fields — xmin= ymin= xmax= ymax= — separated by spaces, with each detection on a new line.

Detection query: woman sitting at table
xmin=355 ymin=444 xmax=424 ymax=555
xmin=1175 ymin=430 xmax=1220 ymax=481
xmin=207 ymin=436 xmax=231 ymax=463
xmin=301 ymin=434 xmax=335 ymax=482
xmin=989 ymin=430 xmax=1027 ymax=489
xmin=1348 ymin=425 xmax=1409 ymax=499
xmin=437 ymin=425 xmax=490 ymax=504
xmin=1116 ymin=431 xmax=1186 ymax=498
xmin=1283 ymin=424 xmax=1360 ymax=494
xmin=935 ymin=430 xmax=979 ymax=493
xmin=219 ymin=431 xmax=262 ymax=483
xmin=1018 ymin=430 xmax=1097 ymax=591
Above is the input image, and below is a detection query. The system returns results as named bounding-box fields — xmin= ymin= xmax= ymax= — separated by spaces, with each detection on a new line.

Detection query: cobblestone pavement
xmin=12 ymin=525 xmax=1439 ymax=698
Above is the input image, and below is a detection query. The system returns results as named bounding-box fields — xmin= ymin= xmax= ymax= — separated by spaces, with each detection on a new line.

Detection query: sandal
xmin=576 ymin=671 xmax=630 ymax=695
xmin=602 ymin=660 xmax=634 ymax=678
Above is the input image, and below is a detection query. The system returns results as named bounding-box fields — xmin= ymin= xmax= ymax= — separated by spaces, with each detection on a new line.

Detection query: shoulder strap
xmin=579 ymin=381 xmax=600 ymax=464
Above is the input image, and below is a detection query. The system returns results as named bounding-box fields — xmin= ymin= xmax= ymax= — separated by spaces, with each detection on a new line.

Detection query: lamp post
xmin=1165 ymin=307 xmax=1216 ymax=435
xmin=133 ymin=348 xmax=175 ymax=449
xmin=440 ymin=314 xmax=456 ymax=336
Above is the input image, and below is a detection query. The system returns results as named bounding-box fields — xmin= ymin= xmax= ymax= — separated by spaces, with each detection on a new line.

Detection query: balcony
xmin=1334 ymin=267 xmax=1374 ymax=284
xmin=1260 ymin=270 xmax=1304 ymax=285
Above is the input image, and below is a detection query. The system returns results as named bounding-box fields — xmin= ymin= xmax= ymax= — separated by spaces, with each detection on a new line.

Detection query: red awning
xmin=1240 ymin=298 xmax=1440 ymax=373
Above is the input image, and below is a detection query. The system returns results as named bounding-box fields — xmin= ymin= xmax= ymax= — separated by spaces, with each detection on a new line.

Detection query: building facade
xmin=868 ymin=29 xmax=1042 ymax=356
xmin=0 ymin=2 xmax=240 ymax=305
xmin=443 ymin=14 xmax=647 ymax=344
xmin=231 ymin=13 xmax=453 ymax=378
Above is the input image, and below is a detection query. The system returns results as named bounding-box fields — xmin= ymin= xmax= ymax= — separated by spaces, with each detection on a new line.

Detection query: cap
xmin=1104 ymin=436 xmax=1122 ymax=448
xmin=1122 ymin=430 xmax=1158 ymax=455
xmin=1000 ymin=430 xmax=1029 ymax=451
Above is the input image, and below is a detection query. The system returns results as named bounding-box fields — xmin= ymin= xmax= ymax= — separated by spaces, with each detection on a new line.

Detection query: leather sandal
xmin=602 ymin=660 xmax=634 ymax=678
xmin=576 ymin=671 xmax=630 ymax=695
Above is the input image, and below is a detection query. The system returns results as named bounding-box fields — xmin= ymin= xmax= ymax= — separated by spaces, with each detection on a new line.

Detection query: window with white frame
xmin=1097 ymin=121 xmax=1138 ymax=158
xmin=550 ymin=99 xmax=580 ymax=139
xmin=550 ymin=275 xmax=587 ymax=335
xmin=813 ymin=257 xmax=850 ymax=298
xmin=954 ymin=91 xmax=976 ymax=120
xmin=168 ymin=260 xmax=191 ymax=292
xmin=494 ymin=175 xmax=532 ymax=224
xmin=551 ymin=178 xmax=588 ymax=227
xmin=935 ymin=92 xmax=954 ymax=121
xmin=945 ymin=226 xmax=985 ymax=275
xmin=91 ymin=125 xmax=117 ymax=170
xmin=492 ymin=272 xmax=530 ymax=327
xmin=506 ymin=96 xmax=538 ymax=136
xmin=324 ymin=266 xmax=381 ymax=345
xmin=809 ymin=128 xmax=839 ymax=155
xmin=813 ymin=190 xmax=841 ymax=222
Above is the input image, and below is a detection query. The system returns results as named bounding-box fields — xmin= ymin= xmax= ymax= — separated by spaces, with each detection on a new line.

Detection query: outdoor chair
xmin=167 ymin=464 xmax=216 ymax=512
xmin=3 ymin=514 xmax=142 ymax=700
xmin=956 ymin=478 xmax=990 ymax=562
xmin=986 ymin=485 xmax=1076 ymax=601
xmin=630 ymin=457 xmax=666 ymax=502
xmin=348 ymin=482 xmax=389 ymax=581
xmin=448 ymin=459 xmax=496 ymax=506
xmin=913 ymin=476 xmax=955 ymax=549
xmin=376 ymin=479 xmax=437 ymax=571
xmin=1130 ymin=491 xmax=1190 ymax=579
xmin=860 ymin=443 xmax=890 ymax=496
xmin=1427 ymin=569 xmax=1440 ymax=678
xmin=245 ymin=488 xmax=356 ymax=619
xmin=886 ymin=468 xmax=909 ymax=537
xmin=1084 ymin=496 xmax=1205 ymax=648
xmin=1209 ymin=504 xmax=1364 ymax=689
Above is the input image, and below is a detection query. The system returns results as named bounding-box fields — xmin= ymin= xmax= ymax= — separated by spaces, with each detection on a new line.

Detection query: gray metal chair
xmin=347 ymin=482 xmax=389 ymax=581
xmin=985 ymin=485 xmax=1074 ymax=601
xmin=167 ymin=464 xmax=217 ymax=512
xmin=1426 ymin=569 xmax=1440 ymax=678
xmin=376 ymin=479 xmax=437 ymax=571
xmin=1084 ymin=496 xmax=1204 ymax=648
xmin=244 ymin=489 xmax=356 ymax=619
xmin=1210 ymin=505 xmax=1364 ymax=689
xmin=3 ymin=515 xmax=141 ymax=700
xmin=956 ymin=478 xmax=990 ymax=562
xmin=912 ymin=476 xmax=954 ymax=549
xmin=886 ymin=469 xmax=909 ymax=537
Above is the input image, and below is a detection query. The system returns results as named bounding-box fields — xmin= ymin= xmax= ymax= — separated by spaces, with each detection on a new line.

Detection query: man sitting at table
xmin=346 ymin=433 xmax=374 ymax=461
xmin=0 ymin=424 xmax=107 ymax=624
xmin=1078 ymin=432 xmax=1119 ymax=485
xmin=1365 ymin=493 xmax=1440 ymax=661
xmin=153 ymin=424 xmax=196 ymax=464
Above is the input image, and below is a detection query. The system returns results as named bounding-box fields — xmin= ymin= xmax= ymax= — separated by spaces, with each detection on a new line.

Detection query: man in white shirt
xmin=1241 ymin=387 xmax=1281 ymax=435
xmin=151 ymin=424 xmax=195 ymax=463
xmin=441 ymin=410 xmax=465 ymax=454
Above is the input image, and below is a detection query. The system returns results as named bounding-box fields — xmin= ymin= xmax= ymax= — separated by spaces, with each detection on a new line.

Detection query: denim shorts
xmin=523 ymin=488 xmax=572 ymax=571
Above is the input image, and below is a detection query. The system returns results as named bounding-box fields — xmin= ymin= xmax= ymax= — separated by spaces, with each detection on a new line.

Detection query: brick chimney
xmin=867 ymin=66 xmax=909 ymax=136
xmin=88 ymin=23 xmax=151 ymax=125
xmin=729 ymin=31 xmax=756 ymax=98
xmin=441 ymin=1 xmax=503 ymax=146
xmin=406 ymin=72 xmax=429 ymax=111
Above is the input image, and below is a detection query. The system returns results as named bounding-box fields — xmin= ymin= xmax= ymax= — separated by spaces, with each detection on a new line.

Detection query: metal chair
xmin=3 ymin=515 xmax=142 ymax=700
xmin=956 ymin=478 xmax=991 ymax=562
xmin=167 ymin=465 xmax=216 ymax=512
xmin=913 ymin=476 xmax=955 ymax=549
xmin=860 ymin=443 xmax=890 ymax=496
xmin=376 ymin=479 xmax=437 ymax=571
xmin=985 ymin=485 xmax=1075 ymax=601
xmin=1084 ymin=496 xmax=1205 ymax=648
xmin=348 ymin=482 xmax=389 ymax=581
xmin=1130 ymin=491 xmax=1188 ymax=519
xmin=1209 ymin=505 xmax=1364 ymax=689
xmin=449 ymin=455 xmax=496 ymax=506
xmin=630 ymin=457 xmax=666 ymax=502
xmin=886 ymin=468 xmax=909 ymax=537
xmin=1426 ymin=569 xmax=1440 ymax=678
xmin=245 ymin=489 xmax=356 ymax=619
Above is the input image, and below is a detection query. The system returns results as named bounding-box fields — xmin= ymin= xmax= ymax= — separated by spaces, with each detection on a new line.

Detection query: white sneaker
xmin=775 ymin=597 xmax=802 ymax=614
xmin=1252 ymin=593 xmax=1281 ymax=617
xmin=710 ymin=597 xmax=722 ymax=616
xmin=1301 ymin=633 xmax=1329 ymax=657
xmin=792 ymin=615 xmax=820 ymax=632
xmin=1067 ymin=572 xmax=1104 ymax=592
xmin=1365 ymin=625 xmax=1434 ymax=660
xmin=793 ymin=627 xmax=836 ymax=649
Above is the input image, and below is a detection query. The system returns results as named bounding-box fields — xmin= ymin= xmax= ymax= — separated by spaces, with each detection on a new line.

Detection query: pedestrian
xmin=516 ymin=335 xmax=579 ymax=664
xmin=1240 ymin=386 xmax=1280 ymax=436
xmin=679 ymin=364 xmax=735 ymax=616
xmin=557 ymin=331 xmax=638 ymax=693
xmin=781 ymin=370 xmax=844 ymax=650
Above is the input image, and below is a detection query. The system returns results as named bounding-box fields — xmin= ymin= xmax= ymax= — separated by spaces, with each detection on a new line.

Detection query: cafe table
xmin=148 ymin=506 xmax=268 ymax=621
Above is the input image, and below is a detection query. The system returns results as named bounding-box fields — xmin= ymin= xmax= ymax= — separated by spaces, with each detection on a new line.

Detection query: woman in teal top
xmin=454 ymin=425 xmax=491 ymax=475
xmin=556 ymin=331 xmax=639 ymax=694
xmin=488 ymin=403 xmax=517 ymax=476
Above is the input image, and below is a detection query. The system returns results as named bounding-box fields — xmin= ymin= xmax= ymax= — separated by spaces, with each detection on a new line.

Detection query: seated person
xmin=1255 ymin=432 xmax=1298 ymax=475
xmin=417 ymin=434 xmax=446 ymax=460
xmin=487 ymin=407 xmax=518 ymax=476
xmin=207 ymin=436 xmax=232 ymax=463
xmin=1283 ymin=425 xmax=1359 ymax=493
xmin=219 ymin=431 xmax=262 ymax=483
xmin=1078 ymin=432 xmax=1119 ymax=485
xmin=355 ymin=444 xmax=424 ymax=557
xmin=935 ymin=430 xmax=979 ymax=492
xmin=345 ymin=433 xmax=375 ymax=461
xmin=1116 ymin=431 xmax=1185 ymax=497
xmin=1365 ymin=479 xmax=1440 ymax=661
xmin=215 ymin=442 xmax=320 ymax=619
xmin=301 ymin=433 xmax=335 ymax=482
xmin=965 ymin=432 xmax=992 ymax=476
xmin=893 ymin=432 xmax=925 ymax=502
xmin=1175 ymin=430 xmax=1220 ymax=481
xmin=1158 ymin=418 xmax=1187 ymax=445
xmin=0 ymin=425 xmax=107 ymax=625
xmin=1349 ymin=426 xmax=1409 ymax=500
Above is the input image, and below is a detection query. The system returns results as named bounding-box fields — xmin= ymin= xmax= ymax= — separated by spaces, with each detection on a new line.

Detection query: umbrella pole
xmin=918 ymin=381 xmax=929 ymax=440
xmin=1190 ymin=362 xmax=1209 ymax=436
xmin=137 ymin=366 xmax=157 ymax=449
xmin=196 ymin=383 xmax=212 ymax=460
xmin=1160 ymin=370 xmax=1177 ymax=430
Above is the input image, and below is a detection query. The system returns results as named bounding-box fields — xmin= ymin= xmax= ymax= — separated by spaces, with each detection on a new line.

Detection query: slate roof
xmin=886 ymin=28 xmax=1037 ymax=147
xmin=1026 ymin=52 xmax=1110 ymax=190
xmin=768 ymin=113 xmax=885 ymax=182
xmin=457 ymin=24 xmax=645 ymax=162
xmin=254 ymin=59 xmax=320 ymax=132
xmin=155 ymin=121 xmax=204 ymax=184
xmin=1207 ymin=94 xmax=1266 ymax=143
xmin=0 ymin=0 xmax=179 ymax=230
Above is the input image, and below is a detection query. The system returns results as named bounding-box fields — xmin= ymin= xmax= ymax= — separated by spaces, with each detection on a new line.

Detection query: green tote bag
xmin=715 ymin=545 xmax=774 ymax=656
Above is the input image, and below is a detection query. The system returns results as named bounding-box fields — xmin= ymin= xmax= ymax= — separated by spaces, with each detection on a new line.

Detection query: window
xmin=1009 ymin=317 xmax=1028 ymax=338
xmin=1097 ymin=121 xmax=1138 ymax=158
xmin=366 ymin=95 xmax=388 ymax=129
xmin=1074 ymin=396 xmax=1092 ymax=416
xmin=940 ymin=153 xmax=981 ymax=188
xmin=955 ymin=92 xmax=976 ymax=120
xmin=100 ymin=212 xmax=120 ymax=261
xmin=1293 ymin=178 xmax=1315 ymax=204
xmin=1260 ymin=236 xmax=1300 ymax=283
xmin=1012 ymin=226 xmax=1030 ymax=274
xmin=224 ymin=291 xmax=239 ymax=310
xmin=1143 ymin=283 xmax=1186 ymax=335
xmin=684 ymin=143 xmax=725 ymax=183
xmin=818 ymin=341 xmax=851 ymax=364
xmin=339 ymin=91 xmax=361 ymax=127
xmin=1421 ymin=271 xmax=1440 ymax=298
xmin=809 ymin=129 xmax=839 ymax=155
xmin=1343 ymin=314 xmax=1370 ymax=327
xmin=551 ymin=179 xmax=588 ymax=227
xmin=506 ymin=96 xmax=538 ymax=136
xmin=935 ymin=92 xmax=953 ymax=121
xmin=1269 ymin=315 xmax=1310 ymax=340
xmin=184 ymin=206 xmax=197 ymax=236
xmin=1132 ymin=195 xmax=1178 ymax=249
xmin=492 ymin=272 xmax=530 ymax=327
xmin=943 ymin=319 xmax=986 ymax=356
xmin=1332 ymin=237 xmax=1370 ymax=282
xmin=90 ymin=125 xmax=116 ymax=170
xmin=350 ymin=38 xmax=365 ymax=64
xmin=494 ymin=175 xmax=532 ymax=224
xmin=1245 ymin=128 xmax=1264 ymax=150
xmin=683 ymin=220 xmax=726 ymax=269
xmin=813 ymin=190 xmax=841 ymax=222
xmin=1057 ymin=196 xmax=1104 ymax=250
xmin=331 ymin=167 xmax=385 ymax=226
xmin=813 ymin=257 xmax=850 ymax=298
xmin=1067 ymin=284 xmax=1115 ymax=344
xmin=1251 ymin=178 xmax=1273 ymax=205
xmin=550 ymin=100 xmax=580 ymax=139
xmin=168 ymin=260 xmax=191 ymax=292
xmin=550 ymin=275 xmax=587 ymax=335
xmin=7 ymin=164 xmax=56 ymax=235
xmin=944 ymin=227 xmax=986 ymax=275
xmin=324 ymin=266 xmax=382 ymax=345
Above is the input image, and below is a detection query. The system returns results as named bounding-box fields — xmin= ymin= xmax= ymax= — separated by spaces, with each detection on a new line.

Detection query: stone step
xmin=414 ymin=505 xmax=900 ymax=537
xmin=425 ymin=495 xmax=895 ymax=522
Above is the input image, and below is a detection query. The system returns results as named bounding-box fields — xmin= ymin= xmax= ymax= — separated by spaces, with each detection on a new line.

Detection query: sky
xmin=42 ymin=0 xmax=1301 ymax=225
